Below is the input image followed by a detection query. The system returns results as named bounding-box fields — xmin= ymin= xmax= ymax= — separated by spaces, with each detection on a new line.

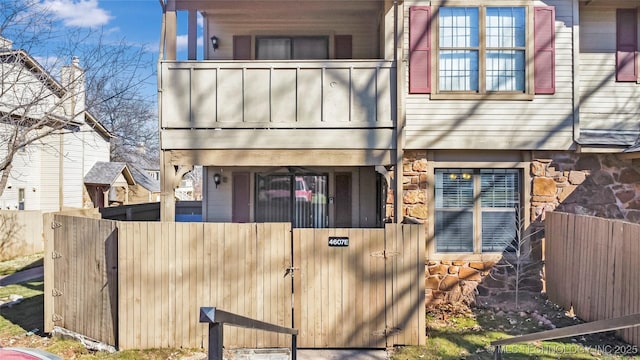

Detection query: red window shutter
xmin=616 ymin=9 xmax=638 ymax=82
xmin=409 ymin=6 xmax=431 ymax=94
xmin=233 ymin=35 xmax=251 ymax=60
xmin=334 ymin=35 xmax=352 ymax=59
xmin=534 ymin=7 xmax=556 ymax=94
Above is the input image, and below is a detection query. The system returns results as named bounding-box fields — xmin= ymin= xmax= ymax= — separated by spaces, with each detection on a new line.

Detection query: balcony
xmin=159 ymin=60 xmax=396 ymax=151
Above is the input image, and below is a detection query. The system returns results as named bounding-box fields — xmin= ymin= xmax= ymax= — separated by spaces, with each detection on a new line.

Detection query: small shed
xmin=84 ymin=162 xmax=135 ymax=207
xmin=127 ymin=164 xmax=161 ymax=203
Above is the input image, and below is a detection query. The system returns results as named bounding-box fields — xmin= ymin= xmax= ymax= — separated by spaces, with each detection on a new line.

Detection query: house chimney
xmin=61 ymin=56 xmax=86 ymax=123
xmin=0 ymin=35 xmax=13 ymax=50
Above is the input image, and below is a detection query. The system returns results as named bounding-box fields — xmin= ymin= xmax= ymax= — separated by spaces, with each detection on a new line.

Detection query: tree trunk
xmin=0 ymin=163 xmax=13 ymax=199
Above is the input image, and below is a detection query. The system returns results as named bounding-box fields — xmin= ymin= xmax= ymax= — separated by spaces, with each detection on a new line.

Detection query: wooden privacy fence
xmin=0 ymin=208 xmax=98 ymax=261
xmin=545 ymin=212 xmax=640 ymax=346
xmin=45 ymin=216 xmax=424 ymax=351
xmin=0 ymin=210 xmax=43 ymax=261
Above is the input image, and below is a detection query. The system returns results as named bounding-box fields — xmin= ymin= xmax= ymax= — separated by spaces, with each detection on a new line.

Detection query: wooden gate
xmin=292 ymin=225 xmax=425 ymax=348
xmin=46 ymin=214 xmax=119 ymax=346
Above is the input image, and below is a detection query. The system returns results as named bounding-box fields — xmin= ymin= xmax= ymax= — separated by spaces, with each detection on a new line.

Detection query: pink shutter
xmin=334 ymin=35 xmax=352 ymax=59
xmin=233 ymin=35 xmax=251 ymax=60
xmin=534 ymin=7 xmax=555 ymax=94
xmin=409 ymin=6 xmax=431 ymax=94
xmin=616 ymin=9 xmax=638 ymax=82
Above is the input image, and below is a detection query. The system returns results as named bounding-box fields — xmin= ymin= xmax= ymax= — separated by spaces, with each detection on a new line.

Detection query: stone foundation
xmin=391 ymin=151 xmax=640 ymax=309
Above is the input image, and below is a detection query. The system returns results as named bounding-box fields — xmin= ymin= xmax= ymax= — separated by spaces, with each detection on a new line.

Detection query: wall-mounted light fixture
xmin=210 ymin=36 xmax=219 ymax=51
xmin=213 ymin=173 xmax=221 ymax=188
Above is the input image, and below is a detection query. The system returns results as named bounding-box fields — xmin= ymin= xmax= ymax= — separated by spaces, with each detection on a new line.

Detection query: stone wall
xmin=531 ymin=153 xmax=640 ymax=223
xmin=392 ymin=151 xmax=640 ymax=309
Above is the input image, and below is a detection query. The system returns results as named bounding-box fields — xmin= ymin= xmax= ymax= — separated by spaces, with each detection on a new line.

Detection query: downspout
xmin=158 ymin=0 xmax=168 ymax=220
xmin=572 ymin=0 xmax=581 ymax=145
xmin=394 ymin=0 xmax=405 ymax=226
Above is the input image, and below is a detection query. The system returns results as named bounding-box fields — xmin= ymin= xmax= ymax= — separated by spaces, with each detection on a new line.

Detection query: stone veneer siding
xmin=531 ymin=152 xmax=640 ymax=223
xmin=391 ymin=151 xmax=640 ymax=308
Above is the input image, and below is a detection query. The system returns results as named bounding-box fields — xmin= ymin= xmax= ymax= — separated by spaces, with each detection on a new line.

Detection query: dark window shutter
xmin=334 ymin=35 xmax=352 ymax=59
xmin=534 ymin=7 xmax=556 ymax=94
xmin=233 ymin=35 xmax=252 ymax=60
xmin=616 ymin=9 xmax=638 ymax=82
xmin=409 ymin=6 xmax=431 ymax=94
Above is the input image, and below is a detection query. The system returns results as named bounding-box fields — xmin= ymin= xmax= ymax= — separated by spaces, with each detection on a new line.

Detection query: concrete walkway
xmin=0 ymin=266 xmax=44 ymax=286
xmin=225 ymin=349 xmax=389 ymax=360
xmin=297 ymin=349 xmax=389 ymax=360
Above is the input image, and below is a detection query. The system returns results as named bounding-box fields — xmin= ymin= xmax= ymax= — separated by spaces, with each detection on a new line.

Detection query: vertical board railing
xmin=545 ymin=212 xmax=640 ymax=346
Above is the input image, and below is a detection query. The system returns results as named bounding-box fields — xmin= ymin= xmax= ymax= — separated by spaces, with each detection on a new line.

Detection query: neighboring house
xmin=157 ymin=0 xmax=640 ymax=304
xmin=0 ymin=36 xmax=113 ymax=211
xmin=116 ymin=146 xmax=161 ymax=202
xmin=84 ymin=161 xmax=159 ymax=207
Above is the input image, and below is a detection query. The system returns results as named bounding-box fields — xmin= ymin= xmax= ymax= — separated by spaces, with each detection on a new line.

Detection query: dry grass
xmin=0 ymin=252 xmax=43 ymax=276
xmin=0 ymin=254 xmax=206 ymax=359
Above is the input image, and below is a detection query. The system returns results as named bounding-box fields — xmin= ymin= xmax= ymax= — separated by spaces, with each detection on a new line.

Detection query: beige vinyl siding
xmin=40 ymin=134 xmax=61 ymax=212
xmin=81 ymin=125 xmax=110 ymax=175
xmin=0 ymin=124 xmax=42 ymax=210
xmin=203 ymin=3 xmax=384 ymax=60
xmin=579 ymin=5 xmax=640 ymax=133
xmin=403 ymin=0 xmax=575 ymax=151
xmin=204 ymin=167 xmax=234 ymax=222
xmin=62 ymin=131 xmax=85 ymax=209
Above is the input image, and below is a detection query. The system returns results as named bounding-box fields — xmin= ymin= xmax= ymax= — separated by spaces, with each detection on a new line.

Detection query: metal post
xmin=291 ymin=334 xmax=297 ymax=360
xmin=493 ymin=345 xmax=502 ymax=360
xmin=207 ymin=322 xmax=223 ymax=360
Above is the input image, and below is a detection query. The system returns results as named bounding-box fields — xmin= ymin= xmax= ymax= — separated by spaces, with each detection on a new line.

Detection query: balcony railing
xmin=160 ymin=60 xmax=396 ymax=130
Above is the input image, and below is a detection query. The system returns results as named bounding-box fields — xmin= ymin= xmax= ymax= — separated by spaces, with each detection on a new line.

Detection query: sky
xmin=37 ymin=0 xmax=196 ymax=56
xmin=7 ymin=0 xmax=203 ymax=100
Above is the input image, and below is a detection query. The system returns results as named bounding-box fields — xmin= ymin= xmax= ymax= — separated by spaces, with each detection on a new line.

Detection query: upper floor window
xmin=439 ymin=7 xmax=526 ymax=92
xmin=256 ymin=36 xmax=329 ymax=60
xmin=409 ymin=5 xmax=555 ymax=98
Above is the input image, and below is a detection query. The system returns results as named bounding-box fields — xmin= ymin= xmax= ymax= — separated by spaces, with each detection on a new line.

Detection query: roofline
xmin=1 ymin=49 xmax=115 ymax=141
xmin=85 ymin=111 xmax=115 ymax=140
xmin=0 ymin=49 xmax=66 ymax=98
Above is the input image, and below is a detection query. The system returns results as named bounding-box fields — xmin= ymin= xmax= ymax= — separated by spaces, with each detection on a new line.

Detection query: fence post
xmin=43 ymin=212 xmax=55 ymax=333
xmin=207 ymin=322 xmax=223 ymax=360
xmin=493 ymin=345 xmax=502 ymax=360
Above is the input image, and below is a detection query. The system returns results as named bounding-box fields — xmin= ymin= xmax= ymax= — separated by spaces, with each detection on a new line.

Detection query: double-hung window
xmin=256 ymin=36 xmax=329 ymax=60
xmin=438 ymin=6 xmax=526 ymax=93
xmin=409 ymin=4 xmax=555 ymax=96
xmin=434 ymin=169 xmax=521 ymax=253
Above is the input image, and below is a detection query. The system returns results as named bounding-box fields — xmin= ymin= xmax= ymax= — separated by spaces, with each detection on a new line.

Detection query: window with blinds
xmin=435 ymin=169 xmax=521 ymax=253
